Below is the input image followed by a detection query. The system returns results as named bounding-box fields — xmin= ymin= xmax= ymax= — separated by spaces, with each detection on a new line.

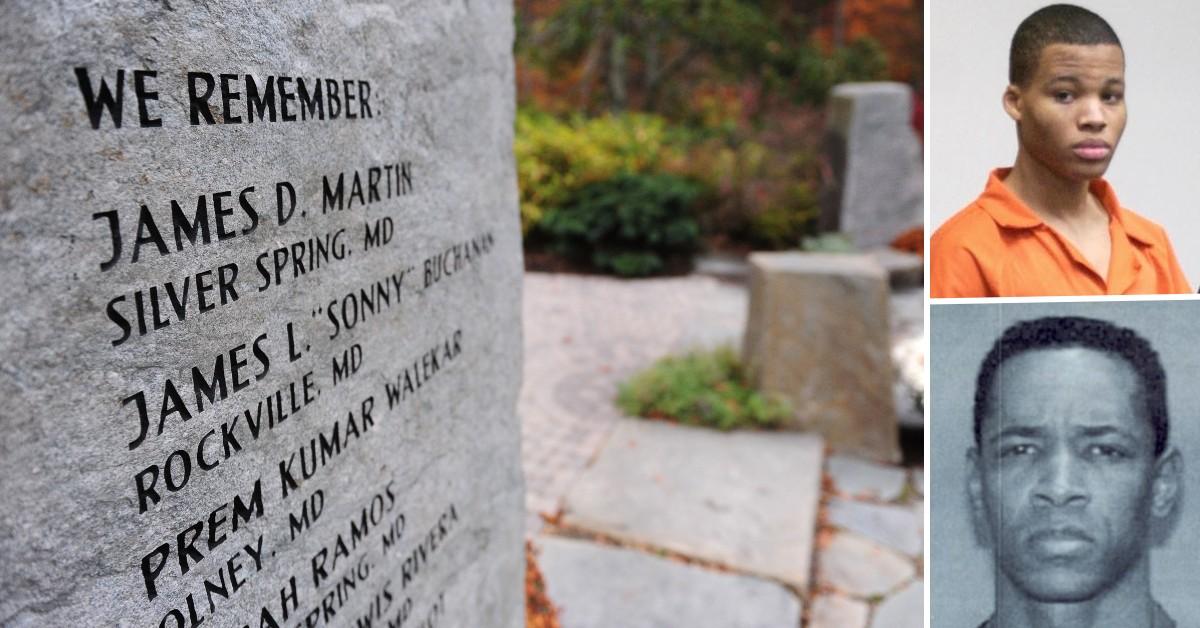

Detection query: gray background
xmin=931 ymin=301 xmax=1200 ymax=628
xmin=931 ymin=0 xmax=1200 ymax=285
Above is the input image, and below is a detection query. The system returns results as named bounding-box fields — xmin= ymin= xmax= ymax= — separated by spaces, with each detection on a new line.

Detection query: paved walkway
xmin=520 ymin=272 xmax=748 ymax=525
xmin=519 ymin=270 xmax=924 ymax=627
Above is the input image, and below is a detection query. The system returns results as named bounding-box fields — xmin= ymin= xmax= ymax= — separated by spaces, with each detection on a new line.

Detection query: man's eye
xmin=1087 ymin=444 xmax=1128 ymax=459
xmin=1103 ymin=92 xmax=1124 ymax=104
xmin=1054 ymin=91 xmax=1074 ymax=103
xmin=1001 ymin=443 xmax=1036 ymax=457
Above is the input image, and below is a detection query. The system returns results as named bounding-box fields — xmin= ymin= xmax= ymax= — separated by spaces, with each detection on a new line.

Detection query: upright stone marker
xmin=0 ymin=2 xmax=525 ymax=627
xmin=819 ymin=82 xmax=923 ymax=249
xmin=743 ymin=252 xmax=899 ymax=462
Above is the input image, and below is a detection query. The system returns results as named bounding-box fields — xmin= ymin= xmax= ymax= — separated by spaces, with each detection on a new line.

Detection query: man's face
xmin=1005 ymin=43 xmax=1127 ymax=182
xmin=970 ymin=347 xmax=1165 ymax=603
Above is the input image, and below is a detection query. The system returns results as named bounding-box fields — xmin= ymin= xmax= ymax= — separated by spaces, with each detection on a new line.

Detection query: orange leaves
xmin=813 ymin=0 xmax=923 ymax=85
xmin=525 ymin=541 xmax=563 ymax=628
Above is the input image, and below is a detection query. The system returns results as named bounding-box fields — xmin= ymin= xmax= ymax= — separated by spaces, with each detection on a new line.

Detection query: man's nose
xmin=1033 ymin=448 xmax=1090 ymax=507
xmin=1078 ymin=97 xmax=1108 ymax=131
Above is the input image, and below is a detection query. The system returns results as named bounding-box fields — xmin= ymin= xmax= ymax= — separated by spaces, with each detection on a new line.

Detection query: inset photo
xmin=929 ymin=2 xmax=1200 ymax=297
xmin=930 ymin=301 xmax=1200 ymax=627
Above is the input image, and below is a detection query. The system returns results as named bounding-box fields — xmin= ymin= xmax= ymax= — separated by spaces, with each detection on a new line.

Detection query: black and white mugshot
xmin=932 ymin=304 xmax=1197 ymax=628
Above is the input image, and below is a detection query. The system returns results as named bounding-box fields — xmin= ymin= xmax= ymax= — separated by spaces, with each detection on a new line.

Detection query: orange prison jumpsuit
xmin=931 ymin=169 xmax=1191 ymax=297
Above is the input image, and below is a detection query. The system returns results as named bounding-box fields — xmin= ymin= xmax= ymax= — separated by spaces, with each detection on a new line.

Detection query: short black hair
xmin=1010 ymin=4 xmax=1122 ymax=86
xmin=973 ymin=316 xmax=1167 ymax=457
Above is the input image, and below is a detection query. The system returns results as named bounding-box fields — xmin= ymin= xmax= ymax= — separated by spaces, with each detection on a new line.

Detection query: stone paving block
xmin=869 ymin=579 xmax=924 ymax=628
xmin=743 ymin=252 xmax=899 ymax=461
xmin=694 ymin=253 xmax=751 ymax=283
xmin=827 ymin=455 xmax=907 ymax=501
xmin=561 ymin=417 xmax=824 ymax=590
xmin=520 ymin=273 xmax=925 ymax=533
xmin=536 ymin=536 xmax=802 ymax=628
xmin=867 ymin=247 xmax=924 ymax=289
xmin=809 ymin=593 xmax=870 ymax=628
xmin=519 ymin=273 xmax=748 ymax=534
xmin=817 ymin=530 xmax=915 ymax=598
xmin=827 ymin=499 xmax=923 ymax=557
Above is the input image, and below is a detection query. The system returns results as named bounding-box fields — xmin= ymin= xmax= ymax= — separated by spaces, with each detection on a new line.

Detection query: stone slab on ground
xmin=870 ymin=579 xmax=924 ymax=628
xmin=827 ymin=455 xmax=907 ymax=501
xmin=827 ymin=499 xmax=923 ymax=558
xmin=866 ymin=247 xmax=924 ymax=289
xmin=809 ymin=593 xmax=870 ymax=628
xmin=536 ymin=536 xmax=802 ymax=628
xmin=743 ymin=252 xmax=899 ymax=461
xmin=519 ymin=273 xmax=747 ymax=531
xmin=560 ymin=417 xmax=823 ymax=590
xmin=694 ymin=253 xmax=752 ymax=283
xmin=817 ymin=530 xmax=915 ymax=598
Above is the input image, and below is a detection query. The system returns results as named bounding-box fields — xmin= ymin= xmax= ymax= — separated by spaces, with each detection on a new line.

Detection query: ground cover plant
xmin=616 ymin=346 xmax=791 ymax=430
xmin=540 ymin=172 xmax=702 ymax=276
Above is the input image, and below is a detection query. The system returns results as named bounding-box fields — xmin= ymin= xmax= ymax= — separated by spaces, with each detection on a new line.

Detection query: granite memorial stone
xmin=0 ymin=2 xmax=525 ymax=626
xmin=819 ymin=82 xmax=923 ymax=249
xmin=742 ymin=252 xmax=899 ymax=461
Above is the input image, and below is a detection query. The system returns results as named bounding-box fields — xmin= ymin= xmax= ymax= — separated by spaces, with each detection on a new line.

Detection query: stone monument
xmin=0 ymin=2 xmax=525 ymax=626
xmin=819 ymin=82 xmax=923 ymax=249
xmin=742 ymin=252 xmax=900 ymax=462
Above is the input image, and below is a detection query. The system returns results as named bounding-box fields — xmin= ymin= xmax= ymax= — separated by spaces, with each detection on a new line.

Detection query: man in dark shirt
xmin=968 ymin=316 xmax=1179 ymax=628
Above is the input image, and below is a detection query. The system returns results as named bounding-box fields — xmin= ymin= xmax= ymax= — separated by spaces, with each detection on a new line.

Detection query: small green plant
xmin=800 ymin=232 xmax=857 ymax=253
xmin=540 ymin=172 xmax=702 ymax=277
xmin=617 ymin=346 xmax=791 ymax=430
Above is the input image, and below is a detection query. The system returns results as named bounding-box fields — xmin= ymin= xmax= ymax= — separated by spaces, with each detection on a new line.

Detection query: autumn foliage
xmin=525 ymin=542 xmax=562 ymax=628
xmin=812 ymin=0 xmax=924 ymax=85
xmin=514 ymin=0 xmax=923 ymax=264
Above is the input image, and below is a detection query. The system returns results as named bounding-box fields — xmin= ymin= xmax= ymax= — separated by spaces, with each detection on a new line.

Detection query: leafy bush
xmin=514 ymin=108 xmax=688 ymax=234
xmin=515 ymin=106 xmax=829 ymax=254
xmin=617 ymin=346 xmax=791 ymax=430
xmin=747 ymin=181 xmax=821 ymax=249
xmin=681 ymin=135 xmax=823 ymax=249
xmin=539 ymin=173 xmax=702 ymax=277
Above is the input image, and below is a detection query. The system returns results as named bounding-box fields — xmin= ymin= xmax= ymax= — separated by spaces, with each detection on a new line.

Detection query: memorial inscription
xmin=0 ymin=2 xmax=523 ymax=627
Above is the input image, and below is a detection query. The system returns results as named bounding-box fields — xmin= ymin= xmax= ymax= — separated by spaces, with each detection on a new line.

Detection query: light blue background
xmin=931 ymin=301 xmax=1200 ymax=628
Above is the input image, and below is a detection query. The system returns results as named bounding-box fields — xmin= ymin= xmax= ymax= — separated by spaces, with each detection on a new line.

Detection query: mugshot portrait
xmin=930 ymin=1 xmax=1200 ymax=295
xmin=930 ymin=301 xmax=1200 ymax=628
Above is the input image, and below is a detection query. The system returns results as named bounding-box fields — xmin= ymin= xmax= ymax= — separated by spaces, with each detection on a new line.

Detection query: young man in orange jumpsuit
xmin=930 ymin=4 xmax=1191 ymax=297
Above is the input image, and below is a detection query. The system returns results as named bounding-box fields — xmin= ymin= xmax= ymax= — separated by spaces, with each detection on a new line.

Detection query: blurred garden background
xmin=514 ymin=0 xmax=922 ymax=275
xmin=515 ymin=2 xmax=925 ymax=627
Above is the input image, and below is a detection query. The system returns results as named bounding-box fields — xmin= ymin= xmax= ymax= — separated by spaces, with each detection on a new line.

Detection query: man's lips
xmin=1073 ymin=141 xmax=1112 ymax=160
xmin=1027 ymin=526 xmax=1096 ymax=559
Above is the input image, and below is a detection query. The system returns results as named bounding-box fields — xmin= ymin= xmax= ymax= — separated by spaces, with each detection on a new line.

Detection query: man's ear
xmin=1003 ymin=85 xmax=1023 ymax=123
xmin=1152 ymin=447 xmax=1182 ymax=518
xmin=967 ymin=447 xmax=991 ymax=546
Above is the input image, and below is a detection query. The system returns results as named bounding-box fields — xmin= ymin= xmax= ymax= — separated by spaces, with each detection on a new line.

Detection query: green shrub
xmin=680 ymin=137 xmax=823 ymax=249
xmin=746 ymin=181 xmax=821 ymax=249
xmin=514 ymin=108 xmax=688 ymax=234
xmin=540 ymin=172 xmax=702 ymax=277
xmin=617 ymin=346 xmax=791 ymax=430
